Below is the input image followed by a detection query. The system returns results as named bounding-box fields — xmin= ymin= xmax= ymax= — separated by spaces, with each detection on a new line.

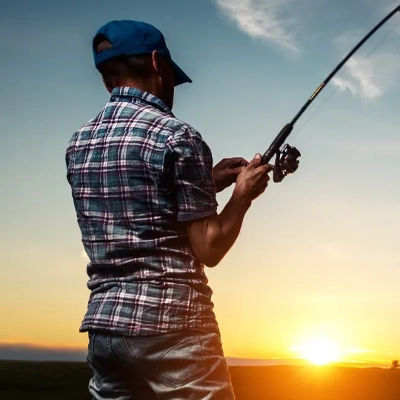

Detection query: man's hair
xmin=93 ymin=34 xmax=153 ymax=87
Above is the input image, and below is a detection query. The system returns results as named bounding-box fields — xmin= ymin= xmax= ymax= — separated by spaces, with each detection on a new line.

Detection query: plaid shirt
xmin=66 ymin=87 xmax=219 ymax=335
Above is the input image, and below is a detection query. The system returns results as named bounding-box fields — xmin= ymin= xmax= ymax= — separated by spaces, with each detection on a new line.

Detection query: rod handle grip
xmin=262 ymin=123 xmax=293 ymax=164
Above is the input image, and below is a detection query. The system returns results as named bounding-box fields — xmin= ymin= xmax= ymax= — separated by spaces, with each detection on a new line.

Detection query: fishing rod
xmin=263 ymin=4 xmax=400 ymax=182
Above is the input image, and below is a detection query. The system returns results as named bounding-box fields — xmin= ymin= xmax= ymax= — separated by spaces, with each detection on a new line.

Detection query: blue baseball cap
xmin=93 ymin=20 xmax=192 ymax=86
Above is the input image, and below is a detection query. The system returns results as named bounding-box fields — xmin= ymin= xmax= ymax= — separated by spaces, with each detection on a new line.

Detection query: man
xmin=66 ymin=20 xmax=271 ymax=400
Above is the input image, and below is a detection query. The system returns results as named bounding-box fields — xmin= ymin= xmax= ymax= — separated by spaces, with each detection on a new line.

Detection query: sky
xmin=1 ymin=0 xmax=400 ymax=366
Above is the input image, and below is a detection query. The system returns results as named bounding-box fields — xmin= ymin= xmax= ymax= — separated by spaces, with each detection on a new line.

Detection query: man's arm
xmin=186 ymin=154 xmax=271 ymax=267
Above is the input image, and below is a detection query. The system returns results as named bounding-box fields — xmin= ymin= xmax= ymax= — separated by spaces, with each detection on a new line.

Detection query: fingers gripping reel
xmin=272 ymin=144 xmax=301 ymax=182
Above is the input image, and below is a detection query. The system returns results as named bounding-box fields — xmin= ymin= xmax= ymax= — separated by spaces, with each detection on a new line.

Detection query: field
xmin=1 ymin=360 xmax=400 ymax=400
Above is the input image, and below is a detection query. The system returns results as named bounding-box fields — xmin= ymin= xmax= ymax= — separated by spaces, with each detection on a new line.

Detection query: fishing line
xmin=295 ymin=88 xmax=339 ymax=136
xmin=296 ymin=23 xmax=397 ymax=135
xmin=296 ymin=24 xmax=398 ymax=136
xmin=261 ymin=4 xmax=400 ymax=183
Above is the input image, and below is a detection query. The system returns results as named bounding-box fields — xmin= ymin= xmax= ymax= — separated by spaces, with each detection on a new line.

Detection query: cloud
xmin=331 ymin=16 xmax=400 ymax=100
xmin=332 ymin=51 xmax=400 ymax=99
xmin=213 ymin=0 xmax=299 ymax=52
xmin=331 ymin=77 xmax=357 ymax=96
xmin=0 ymin=343 xmax=86 ymax=361
xmin=332 ymin=56 xmax=382 ymax=99
xmin=331 ymin=21 xmax=400 ymax=100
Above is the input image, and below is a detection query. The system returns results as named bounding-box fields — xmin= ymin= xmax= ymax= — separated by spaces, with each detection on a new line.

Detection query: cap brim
xmin=170 ymin=59 xmax=192 ymax=86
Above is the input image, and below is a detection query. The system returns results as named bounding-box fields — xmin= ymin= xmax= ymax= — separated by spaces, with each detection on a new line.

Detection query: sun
xmin=292 ymin=338 xmax=341 ymax=365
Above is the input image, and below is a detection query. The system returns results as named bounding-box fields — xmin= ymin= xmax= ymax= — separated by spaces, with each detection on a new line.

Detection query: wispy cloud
xmin=332 ymin=56 xmax=382 ymax=99
xmin=331 ymin=76 xmax=357 ymax=96
xmin=213 ymin=0 xmax=299 ymax=52
xmin=332 ymin=27 xmax=400 ymax=99
xmin=0 ymin=343 xmax=86 ymax=361
xmin=333 ymin=52 xmax=400 ymax=99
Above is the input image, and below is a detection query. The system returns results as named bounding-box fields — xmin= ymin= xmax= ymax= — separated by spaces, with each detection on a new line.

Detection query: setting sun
xmin=292 ymin=338 xmax=341 ymax=365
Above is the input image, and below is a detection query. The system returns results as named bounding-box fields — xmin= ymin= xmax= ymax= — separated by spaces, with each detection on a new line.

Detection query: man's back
xmin=66 ymin=19 xmax=274 ymax=399
xmin=66 ymin=86 xmax=219 ymax=336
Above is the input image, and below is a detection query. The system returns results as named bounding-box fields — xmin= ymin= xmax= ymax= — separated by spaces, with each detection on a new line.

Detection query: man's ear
xmin=151 ymin=50 xmax=161 ymax=75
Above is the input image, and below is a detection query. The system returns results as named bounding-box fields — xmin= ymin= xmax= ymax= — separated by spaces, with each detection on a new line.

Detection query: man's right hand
xmin=185 ymin=153 xmax=272 ymax=268
xmin=232 ymin=153 xmax=272 ymax=207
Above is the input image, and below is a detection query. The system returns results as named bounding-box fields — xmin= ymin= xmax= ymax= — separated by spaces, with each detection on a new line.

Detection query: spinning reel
xmin=262 ymin=123 xmax=301 ymax=183
xmin=272 ymin=144 xmax=301 ymax=183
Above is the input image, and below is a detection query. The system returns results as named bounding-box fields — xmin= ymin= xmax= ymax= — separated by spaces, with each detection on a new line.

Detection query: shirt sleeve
xmin=65 ymin=132 xmax=78 ymax=186
xmin=167 ymin=126 xmax=218 ymax=222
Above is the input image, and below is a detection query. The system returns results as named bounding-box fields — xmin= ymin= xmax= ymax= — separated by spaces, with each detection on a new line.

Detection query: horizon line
xmin=0 ymin=343 xmax=393 ymax=368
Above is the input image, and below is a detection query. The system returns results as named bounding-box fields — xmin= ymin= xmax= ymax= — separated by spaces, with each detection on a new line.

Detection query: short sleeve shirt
xmin=65 ymin=87 xmax=219 ymax=335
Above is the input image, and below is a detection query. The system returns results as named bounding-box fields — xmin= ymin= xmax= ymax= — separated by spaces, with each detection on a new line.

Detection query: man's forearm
xmin=186 ymin=154 xmax=270 ymax=267
xmin=186 ymin=192 xmax=251 ymax=267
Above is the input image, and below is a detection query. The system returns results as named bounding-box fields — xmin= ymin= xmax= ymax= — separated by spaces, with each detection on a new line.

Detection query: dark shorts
xmin=87 ymin=328 xmax=236 ymax=400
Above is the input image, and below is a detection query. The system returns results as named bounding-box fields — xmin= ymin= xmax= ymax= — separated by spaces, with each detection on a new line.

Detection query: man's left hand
xmin=213 ymin=157 xmax=248 ymax=193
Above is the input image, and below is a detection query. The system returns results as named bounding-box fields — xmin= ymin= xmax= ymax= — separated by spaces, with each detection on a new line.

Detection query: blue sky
xmin=1 ymin=0 xmax=400 ymax=363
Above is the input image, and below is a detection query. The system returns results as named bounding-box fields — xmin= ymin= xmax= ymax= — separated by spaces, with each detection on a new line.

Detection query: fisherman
xmin=66 ymin=19 xmax=271 ymax=399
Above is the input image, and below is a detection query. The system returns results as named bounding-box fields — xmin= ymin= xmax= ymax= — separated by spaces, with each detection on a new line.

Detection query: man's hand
xmin=232 ymin=153 xmax=272 ymax=206
xmin=212 ymin=157 xmax=248 ymax=192
xmin=186 ymin=154 xmax=272 ymax=267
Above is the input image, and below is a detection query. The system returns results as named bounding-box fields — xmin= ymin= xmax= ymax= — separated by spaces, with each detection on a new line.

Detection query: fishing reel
xmin=272 ymin=144 xmax=301 ymax=182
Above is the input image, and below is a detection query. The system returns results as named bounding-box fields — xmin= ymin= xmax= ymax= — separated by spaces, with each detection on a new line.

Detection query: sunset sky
xmin=1 ymin=0 xmax=400 ymax=366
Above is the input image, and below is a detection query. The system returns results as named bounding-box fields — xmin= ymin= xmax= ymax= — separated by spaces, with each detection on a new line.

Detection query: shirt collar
xmin=110 ymin=87 xmax=173 ymax=115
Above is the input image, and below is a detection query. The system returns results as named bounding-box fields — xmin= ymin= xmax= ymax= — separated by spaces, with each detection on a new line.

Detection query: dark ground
xmin=1 ymin=360 xmax=400 ymax=400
